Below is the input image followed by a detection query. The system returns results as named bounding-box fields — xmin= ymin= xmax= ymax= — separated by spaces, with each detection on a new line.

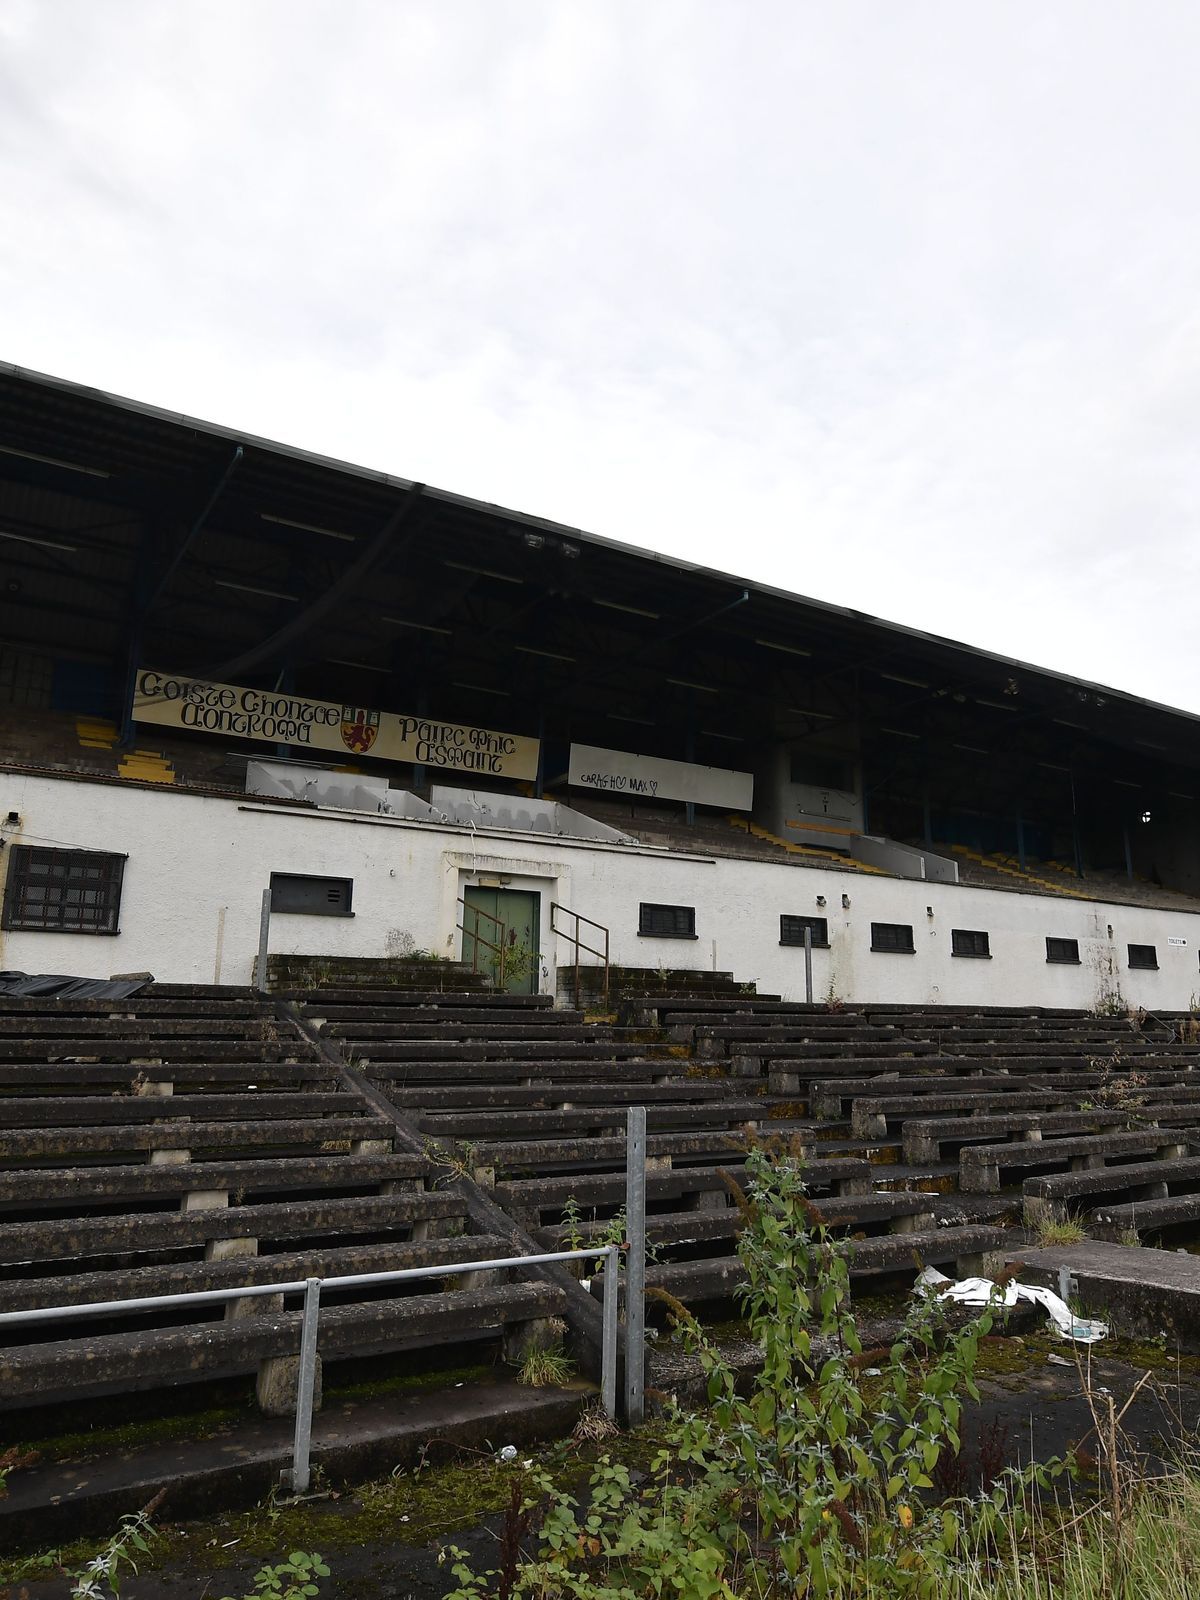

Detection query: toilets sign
xmin=133 ymin=668 xmax=540 ymax=780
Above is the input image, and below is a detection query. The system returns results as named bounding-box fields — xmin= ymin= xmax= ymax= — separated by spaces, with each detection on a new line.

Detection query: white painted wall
xmin=3 ymin=771 xmax=1200 ymax=1009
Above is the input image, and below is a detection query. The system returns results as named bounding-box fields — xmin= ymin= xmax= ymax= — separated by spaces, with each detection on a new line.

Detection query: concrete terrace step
xmin=370 ymin=1063 xmax=699 ymax=1094
xmin=0 ymin=1191 xmax=468 ymax=1265
xmin=960 ymin=1129 xmax=1199 ymax=1193
xmin=0 ymin=1151 xmax=435 ymax=1204
xmin=0 ymin=1375 xmax=587 ymax=1547
xmin=0 ymin=1282 xmax=567 ymax=1403
xmin=376 ymin=1077 xmax=741 ymax=1102
xmin=1024 ymin=1155 xmax=1200 ymax=1217
xmin=0 ymin=1234 xmax=515 ymax=1313
xmin=0 ymin=1115 xmax=393 ymax=1162
xmin=0 ymin=1092 xmax=360 ymax=1125
xmin=0 ymin=1061 xmax=335 ymax=1087
xmin=414 ymin=1104 xmax=764 ymax=1139
xmin=283 ymin=989 xmax=552 ymax=1008
xmin=902 ymin=1109 xmax=1168 ymax=1164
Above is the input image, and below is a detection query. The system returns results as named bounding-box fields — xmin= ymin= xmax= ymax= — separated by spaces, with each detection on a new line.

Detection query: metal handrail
xmin=550 ymin=902 xmax=610 ymax=1009
xmin=0 ymin=1242 xmax=623 ymax=1496
xmin=456 ymin=895 xmax=509 ymax=986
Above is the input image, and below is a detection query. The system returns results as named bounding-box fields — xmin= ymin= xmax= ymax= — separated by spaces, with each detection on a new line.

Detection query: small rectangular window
xmin=270 ymin=873 xmax=354 ymax=917
xmin=780 ymin=914 xmax=829 ymax=948
xmin=1 ymin=845 xmax=125 ymax=934
xmin=638 ymin=902 xmax=696 ymax=938
xmin=871 ymin=921 xmax=915 ymax=954
xmin=1128 ymin=943 xmax=1158 ymax=970
xmin=1046 ymin=936 xmax=1080 ymax=964
xmin=951 ymin=928 xmax=991 ymax=959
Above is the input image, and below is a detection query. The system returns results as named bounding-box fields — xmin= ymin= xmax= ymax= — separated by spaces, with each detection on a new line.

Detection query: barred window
xmin=639 ymin=903 xmax=696 ymax=938
xmin=951 ymin=928 xmax=991 ymax=959
xmin=780 ymin=915 xmax=829 ymax=948
xmin=1046 ymin=937 xmax=1080 ymax=964
xmin=1 ymin=845 xmax=125 ymax=934
xmin=1128 ymin=943 xmax=1158 ymax=970
xmin=871 ymin=922 xmax=915 ymax=954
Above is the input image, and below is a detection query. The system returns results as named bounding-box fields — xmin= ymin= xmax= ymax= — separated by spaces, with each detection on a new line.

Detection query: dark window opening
xmin=789 ymin=753 xmax=856 ymax=792
xmin=1 ymin=845 xmax=125 ymax=934
xmin=1128 ymin=943 xmax=1158 ymax=970
xmin=780 ymin=914 xmax=829 ymax=948
xmin=270 ymin=873 xmax=354 ymax=917
xmin=639 ymin=902 xmax=696 ymax=938
xmin=951 ymin=928 xmax=991 ymax=959
xmin=871 ymin=921 xmax=915 ymax=954
xmin=1046 ymin=937 xmax=1080 ymax=964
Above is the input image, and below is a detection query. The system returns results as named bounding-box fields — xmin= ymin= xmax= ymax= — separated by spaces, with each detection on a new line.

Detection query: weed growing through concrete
xmin=516 ymin=1348 xmax=575 ymax=1389
xmin=1034 ymin=1214 xmax=1088 ymax=1247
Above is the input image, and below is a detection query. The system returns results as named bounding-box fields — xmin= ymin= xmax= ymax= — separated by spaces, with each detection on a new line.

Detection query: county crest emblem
xmin=340 ymin=705 xmax=380 ymax=753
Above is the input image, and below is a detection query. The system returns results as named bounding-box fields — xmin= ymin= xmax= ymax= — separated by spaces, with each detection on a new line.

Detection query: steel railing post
xmin=804 ymin=924 xmax=813 ymax=1004
xmin=601 ymin=1242 xmax=619 ymax=1419
xmin=624 ymin=1106 xmax=647 ymax=1426
xmin=257 ymin=888 xmax=271 ymax=992
xmin=288 ymin=1276 xmax=322 ymax=1494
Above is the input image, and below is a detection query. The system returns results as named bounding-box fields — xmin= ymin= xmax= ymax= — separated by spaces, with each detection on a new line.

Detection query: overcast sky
xmin=2 ymin=2 xmax=1199 ymax=711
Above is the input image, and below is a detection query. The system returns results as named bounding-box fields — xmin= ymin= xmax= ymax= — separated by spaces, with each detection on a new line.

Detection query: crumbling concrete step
xmin=1091 ymin=1195 xmax=1200 ymax=1241
xmin=375 ymin=1066 xmax=690 ymax=1100
xmin=283 ymin=989 xmax=552 ymax=1008
xmin=322 ymin=1021 xmax=609 ymax=1041
xmin=415 ymin=1104 xmax=764 ymax=1139
xmin=356 ymin=1040 xmax=663 ymax=1061
xmin=0 ymin=1018 xmax=287 ymax=1038
xmin=1024 ymin=1155 xmax=1200 ymax=1217
xmin=961 ymin=1129 xmax=1198 ymax=1193
xmin=1014 ymin=1241 xmax=1200 ymax=1351
xmin=0 ymin=1375 xmax=586 ymax=1547
xmin=0 ymin=1233 xmax=514 ymax=1312
xmin=0 ymin=1283 xmax=568 ymax=1401
xmin=0 ymin=1039 xmax=308 ymax=1063
xmin=310 ymin=1007 xmax=587 ymax=1026
xmin=382 ymin=1081 xmax=746 ymax=1107
xmin=452 ymin=1130 xmax=752 ymax=1174
xmin=0 ymin=1151 xmax=435 ymax=1204
xmin=0 ymin=1062 xmax=333 ymax=1087
xmin=0 ymin=1092 xmax=357 ymax=1126
xmin=0 ymin=1116 xmax=392 ymax=1161
xmin=0 ymin=1191 xmax=467 ymax=1265
xmin=902 ymin=1109 xmax=1153 ymax=1163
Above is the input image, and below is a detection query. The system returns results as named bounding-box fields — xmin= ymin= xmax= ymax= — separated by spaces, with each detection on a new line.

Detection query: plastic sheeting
xmin=916 ymin=1265 xmax=1108 ymax=1345
xmin=0 ymin=971 xmax=152 ymax=1000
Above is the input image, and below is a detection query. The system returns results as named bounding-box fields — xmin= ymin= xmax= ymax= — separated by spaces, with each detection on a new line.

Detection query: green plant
xmin=1034 ymin=1214 xmax=1087 ymax=1247
xmin=443 ymin=1143 xmax=1071 ymax=1599
xmin=516 ymin=1348 xmax=575 ymax=1388
xmin=68 ymin=1508 xmax=157 ymax=1598
xmin=221 ymin=1551 xmax=331 ymax=1600
xmin=1118 ymin=1227 xmax=1143 ymax=1247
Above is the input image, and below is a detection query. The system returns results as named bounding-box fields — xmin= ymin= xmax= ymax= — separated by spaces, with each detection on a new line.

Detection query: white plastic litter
xmin=915 ymin=1266 xmax=1107 ymax=1345
xmin=498 ymin=1445 xmax=519 ymax=1462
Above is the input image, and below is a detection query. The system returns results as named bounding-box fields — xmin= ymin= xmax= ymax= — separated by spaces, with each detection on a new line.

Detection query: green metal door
xmin=461 ymin=887 xmax=541 ymax=994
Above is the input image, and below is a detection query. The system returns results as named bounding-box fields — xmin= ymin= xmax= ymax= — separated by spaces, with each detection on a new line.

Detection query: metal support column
xmin=803 ymin=924 xmax=813 ymax=1004
xmin=288 ymin=1277 xmax=322 ymax=1494
xmin=1069 ymin=773 xmax=1084 ymax=879
xmin=257 ymin=888 xmax=271 ymax=992
xmin=624 ymin=1106 xmax=647 ymax=1426
xmin=601 ymin=1243 xmax=620 ymax=1419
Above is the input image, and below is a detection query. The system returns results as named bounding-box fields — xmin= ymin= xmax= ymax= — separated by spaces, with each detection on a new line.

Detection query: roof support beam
xmin=206 ymin=484 xmax=426 ymax=680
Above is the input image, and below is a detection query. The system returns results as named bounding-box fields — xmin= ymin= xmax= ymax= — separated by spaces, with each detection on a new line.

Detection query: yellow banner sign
xmin=133 ymin=668 xmax=540 ymax=781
